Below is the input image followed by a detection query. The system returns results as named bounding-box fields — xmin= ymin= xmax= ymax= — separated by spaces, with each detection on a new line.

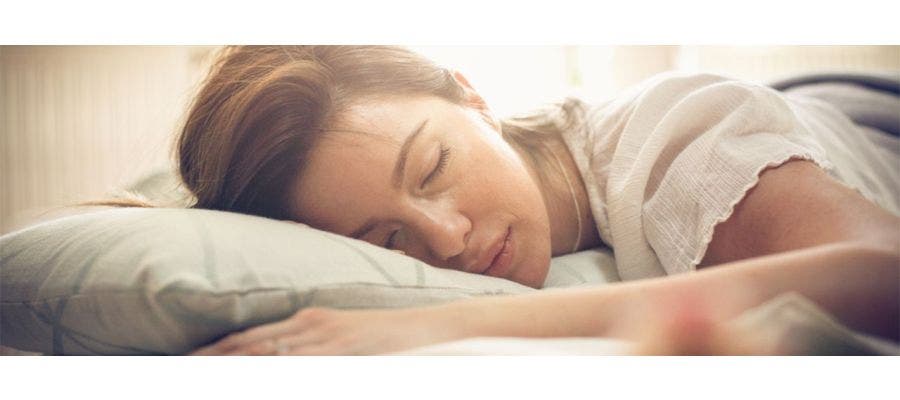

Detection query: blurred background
xmin=1 ymin=45 xmax=898 ymax=234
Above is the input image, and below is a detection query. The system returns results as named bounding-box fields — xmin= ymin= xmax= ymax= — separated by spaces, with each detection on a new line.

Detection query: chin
xmin=513 ymin=255 xmax=551 ymax=289
xmin=514 ymin=232 xmax=552 ymax=288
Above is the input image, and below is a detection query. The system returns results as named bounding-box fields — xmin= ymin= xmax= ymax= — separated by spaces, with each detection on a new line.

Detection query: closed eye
xmin=384 ymin=229 xmax=399 ymax=249
xmin=421 ymin=144 xmax=450 ymax=189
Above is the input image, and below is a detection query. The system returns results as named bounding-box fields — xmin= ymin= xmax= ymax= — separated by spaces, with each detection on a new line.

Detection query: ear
xmin=450 ymin=70 xmax=502 ymax=131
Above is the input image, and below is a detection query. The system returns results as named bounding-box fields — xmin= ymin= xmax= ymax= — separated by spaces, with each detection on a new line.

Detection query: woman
xmin=181 ymin=46 xmax=898 ymax=355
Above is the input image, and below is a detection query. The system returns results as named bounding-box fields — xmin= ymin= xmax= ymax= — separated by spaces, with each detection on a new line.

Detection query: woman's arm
xmin=192 ymin=161 xmax=899 ymax=355
xmin=445 ymin=242 xmax=898 ymax=342
xmin=700 ymin=160 xmax=899 ymax=265
xmin=483 ymin=160 xmax=900 ymax=342
xmin=192 ymin=241 xmax=897 ymax=355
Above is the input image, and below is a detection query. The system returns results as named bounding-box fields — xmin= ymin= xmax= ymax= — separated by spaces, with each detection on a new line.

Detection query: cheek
xmin=499 ymin=167 xmax=548 ymax=221
xmin=470 ymin=143 xmax=541 ymax=205
xmin=465 ymin=131 xmax=551 ymax=234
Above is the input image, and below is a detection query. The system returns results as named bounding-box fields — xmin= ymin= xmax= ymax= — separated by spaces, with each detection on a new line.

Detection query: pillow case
xmin=0 ymin=208 xmax=617 ymax=355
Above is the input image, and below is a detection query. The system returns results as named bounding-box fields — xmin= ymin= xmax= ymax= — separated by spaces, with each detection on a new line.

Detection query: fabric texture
xmin=771 ymin=72 xmax=900 ymax=137
xmin=559 ymin=72 xmax=900 ymax=281
xmin=0 ymin=207 xmax=617 ymax=355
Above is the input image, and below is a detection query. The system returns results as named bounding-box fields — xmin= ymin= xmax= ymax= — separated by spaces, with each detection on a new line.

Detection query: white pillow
xmin=0 ymin=207 xmax=617 ymax=355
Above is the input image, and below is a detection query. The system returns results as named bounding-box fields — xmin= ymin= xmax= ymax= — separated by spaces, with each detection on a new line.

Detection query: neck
xmin=530 ymin=140 xmax=601 ymax=256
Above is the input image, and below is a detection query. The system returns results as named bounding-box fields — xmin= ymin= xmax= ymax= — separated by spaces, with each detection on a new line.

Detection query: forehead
xmin=333 ymin=95 xmax=447 ymax=135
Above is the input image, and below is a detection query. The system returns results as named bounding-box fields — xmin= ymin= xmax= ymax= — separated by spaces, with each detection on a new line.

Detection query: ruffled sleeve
xmin=564 ymin=72 xmax=834 ymax=280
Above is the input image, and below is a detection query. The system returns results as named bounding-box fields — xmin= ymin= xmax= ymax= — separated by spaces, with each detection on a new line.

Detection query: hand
xmin=622 ymin=289 xmax=781 ymax=355
xmin=190 ymin=307 xmax=457 ymax=356
xmin=629 ymin=304 xmax=780 ymax=356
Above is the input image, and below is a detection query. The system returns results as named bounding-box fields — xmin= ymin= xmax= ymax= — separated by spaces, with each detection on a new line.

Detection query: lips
xmin=462 ymin=226 xmax=515 ymax=278
xmin=476 ymin=226 xmax=513 ymax=278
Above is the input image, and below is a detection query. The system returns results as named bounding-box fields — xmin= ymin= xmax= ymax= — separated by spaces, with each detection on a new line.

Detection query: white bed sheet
xmin=390 ymin=337 xmax=633 ymax=356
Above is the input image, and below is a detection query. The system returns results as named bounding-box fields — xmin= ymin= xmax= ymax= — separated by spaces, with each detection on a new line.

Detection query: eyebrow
xmin=349 ymin=220 xmax=377 ymax=240
xmin=392 ymin=119 xmax=429 ymax=190
xmin=350 ymin=118 xmax=429 ymax=240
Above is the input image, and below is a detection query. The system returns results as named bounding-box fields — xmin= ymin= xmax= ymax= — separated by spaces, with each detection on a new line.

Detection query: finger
xmin=191 ymin=337 xmax=245 ymax=356
xmin=224 ymin=338 xmax=280 ymax=356
xmin=190 ymin=344 xmax=225 ymax=356
xmin=272 ymin=332 xmax=326 ymax=354
xmin=224 ymin=332 xmax=326 ymax=356
xmin=283 ymin=343 xmax=345 ymax=356
xmin=203 ymin=315 xmax=311 ymax=353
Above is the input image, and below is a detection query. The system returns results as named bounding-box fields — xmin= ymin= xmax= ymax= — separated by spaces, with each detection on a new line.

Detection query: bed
xmin=1 ymin=72 xmax=898 ymax=356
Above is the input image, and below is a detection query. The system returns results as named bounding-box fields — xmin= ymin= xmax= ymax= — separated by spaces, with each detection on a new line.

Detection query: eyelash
xmin=387 ymin=145 xmax=450 ymax=248
xmin=422 ymin=144 xmax=451 ymax=188
xmin=385 ymin=230 xmax=399 ymax=249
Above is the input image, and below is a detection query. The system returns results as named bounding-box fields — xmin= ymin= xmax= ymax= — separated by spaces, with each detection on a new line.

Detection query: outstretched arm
xmin=444 ymin=241 xmax=898 ymax=341
xmin=191 ymin=242 xmax=897 ymax=355
xmin=193 ymin=160 xmax=899 ymax=355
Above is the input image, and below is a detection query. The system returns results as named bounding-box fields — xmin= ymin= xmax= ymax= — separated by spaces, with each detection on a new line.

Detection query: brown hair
xmin=109 ymin=46 xmax=584 ymax=221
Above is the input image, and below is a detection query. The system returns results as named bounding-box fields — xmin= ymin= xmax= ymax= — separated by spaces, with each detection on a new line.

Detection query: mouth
xmin=482 ymin=226 xmax=513 ymax=278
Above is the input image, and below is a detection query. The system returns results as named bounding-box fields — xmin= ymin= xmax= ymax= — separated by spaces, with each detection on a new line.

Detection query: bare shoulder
xmin=699 ymin=159 xmax=900 ymax=267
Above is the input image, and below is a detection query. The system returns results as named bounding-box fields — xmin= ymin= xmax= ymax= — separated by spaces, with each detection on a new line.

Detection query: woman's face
xmin=288 ymin=95 xmax=552 ymax=288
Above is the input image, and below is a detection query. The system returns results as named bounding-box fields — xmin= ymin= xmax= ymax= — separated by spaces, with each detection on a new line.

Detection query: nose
xmin=410 ymin=198 xmax=471 ymax=262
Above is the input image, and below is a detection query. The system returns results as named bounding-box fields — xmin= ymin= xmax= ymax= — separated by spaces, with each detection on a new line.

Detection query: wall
xmin=1 ymin=45 xmax=897 ymax=234
xmin=0 ymin=46 xmax=213 ymax=233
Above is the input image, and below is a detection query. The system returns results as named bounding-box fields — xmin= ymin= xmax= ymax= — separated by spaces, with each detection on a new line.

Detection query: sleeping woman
xmin=176 ymin=46 xmax=898 ymax=355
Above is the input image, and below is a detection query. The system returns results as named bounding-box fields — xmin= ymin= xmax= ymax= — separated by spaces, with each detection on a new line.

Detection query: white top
xmin=559 ymin=72 xmax=900 ymax=281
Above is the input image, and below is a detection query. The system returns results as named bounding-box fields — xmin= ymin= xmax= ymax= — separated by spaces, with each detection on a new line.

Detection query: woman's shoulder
xmin=581 ymin=71 xmax=793 ymax=132
xmin=545 ymin=72 xmax=757 ymax=121
xmin=624 ymin=72 xmax=773 ymax=105
xmin=636 ymin=71 xmax=745 ymax=89
xmin=555 ymin=71 xmax=791 ymax=152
